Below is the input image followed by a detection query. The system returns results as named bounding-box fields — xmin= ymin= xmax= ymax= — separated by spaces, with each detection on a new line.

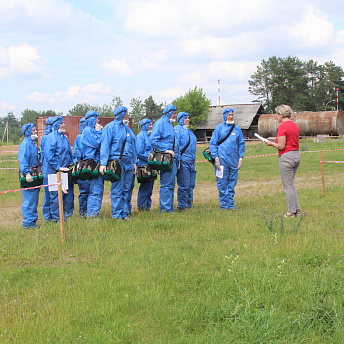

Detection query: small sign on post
xmin=57 ymin=172 xmax=65 ymax=244
xmin=320 ymin=151 xmax=326 ymax=198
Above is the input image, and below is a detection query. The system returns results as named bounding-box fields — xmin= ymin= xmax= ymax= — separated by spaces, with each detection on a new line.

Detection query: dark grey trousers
xmin=279 ymin=150 xmax=301 ymax=213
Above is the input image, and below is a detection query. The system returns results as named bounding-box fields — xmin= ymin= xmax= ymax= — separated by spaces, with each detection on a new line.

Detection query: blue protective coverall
xmin=100 ymin=106 xmax=137 ymax=219
xmin=175 ymin=112 xmax=197 ymax=210
xmin=81 ymin=111 xmax=103 ymax=218
xmin=18 ymin=123 xmax=40 ymax=228
xmin=40 ymin=117 xmax=54 ymax=221
xmin=122 ymin=124 xmax=137 ymax=216
xmin=209 ymin=110 xmax=245 ymax=209
xmin=136 ymin=119 xmax=154 ymax=210
xmin=73 ymin=117 xmax=90 ymax=217
xmin=150 ymin=104 xmax=180 ymax=212
xmin=44 ymin=116 xmax=74 ymax=221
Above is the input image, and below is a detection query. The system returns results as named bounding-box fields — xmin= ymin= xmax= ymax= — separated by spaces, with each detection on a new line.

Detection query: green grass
xmin=1 ymin=138 xmax=344 ymax=343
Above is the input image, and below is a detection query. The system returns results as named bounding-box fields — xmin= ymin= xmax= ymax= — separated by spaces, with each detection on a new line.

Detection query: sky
xmin=1 ymin=0 xmax=344 ymax=118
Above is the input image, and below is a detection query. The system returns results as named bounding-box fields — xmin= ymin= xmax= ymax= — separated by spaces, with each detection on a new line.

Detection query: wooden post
xmin=57 ymin=172 xmax=65 ymax=244
xmin=320 ymin=150 xmax=326 ymax=198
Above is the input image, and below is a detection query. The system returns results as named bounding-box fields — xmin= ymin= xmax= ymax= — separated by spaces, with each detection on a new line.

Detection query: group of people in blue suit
xmin=18 ymin=105 xmax=245 ymax=228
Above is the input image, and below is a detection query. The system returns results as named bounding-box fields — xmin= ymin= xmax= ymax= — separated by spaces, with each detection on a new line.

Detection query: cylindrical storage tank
xmin=37 ymin=116 xmax=133 ymax=149
xmin=258 ymin=111 xmax=344 ymax=137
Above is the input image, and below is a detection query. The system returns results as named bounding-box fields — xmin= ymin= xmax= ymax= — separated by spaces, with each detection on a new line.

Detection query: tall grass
xmin=1 ymin=138 xmax=344 ymax=343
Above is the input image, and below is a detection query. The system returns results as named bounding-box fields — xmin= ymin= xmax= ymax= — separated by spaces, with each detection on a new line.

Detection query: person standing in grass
xmin=100 ymin=106 xmax=137 ymax=221
xmin=266 ymin=104 xmax=301 ymax=217
xmin=40 ymin=117 xmax=55 ymax=221
xmin=136 ymin=118 xmax=154 ymax=211
xmin=175 ymin=112 xmax=197 ymax=211
xmin=150 ymin=104 xmax=180 ymax=213
xmin=209 ymin=108 xmax=245 ymax=210
xmin=18 ymin=123 xmax=40 ymax=228
xmin=81 ymin=112 xmax=103 ymax=218
xmin=73 ymin=117 xmax=90 ymax=217
xmin=44 ymin=116 xmax=74 ymax=221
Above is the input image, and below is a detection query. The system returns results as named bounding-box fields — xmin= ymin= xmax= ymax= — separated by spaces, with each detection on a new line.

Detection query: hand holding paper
xmin=254 ymin=133 xmax=269 ymax=144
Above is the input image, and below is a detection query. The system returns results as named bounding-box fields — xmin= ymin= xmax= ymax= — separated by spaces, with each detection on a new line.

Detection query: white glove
xmin=237 ymin=158 xmax=243 ymax=170
xmin=59 ymin=167 xmax=69 ymax=172
xmin=165 ymin=150 xmax=175 ymax=158
xmin=133 ymin=164 xmax=137 ymax=175
xmin=95 ymin=124 xmax=103 ymax=131
xmin=99 ymin=165 xmax=107 ymax=175
xmin=215 ymin=157 xmax=221 ymax=171
xmin=25 ymin=174 xmax=33 ymax=183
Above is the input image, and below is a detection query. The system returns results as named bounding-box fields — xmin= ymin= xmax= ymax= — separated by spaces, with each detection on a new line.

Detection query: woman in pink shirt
xmin=266 ymin=105 xmax=301 ymax=217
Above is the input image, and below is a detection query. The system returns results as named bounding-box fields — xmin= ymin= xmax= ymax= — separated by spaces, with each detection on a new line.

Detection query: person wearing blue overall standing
xmin=44 ymin=116 xmax=74 ymax=221
xmin=73 ymin=117 xmax=90 ymax=217
xmin=175 ymin=112 xmax=197 ymax=210
xmin=18 ymin=123 xmax=40 ymax=228
xmin=82 ymin=111 xmax=104 ymax=218
xmin=40 ymin=117 xmax=54 ymax=221
xmin=209 ymin=108 xmax=245 ymax=210
xmin=136 ymin=119 xmax=154 ymax=211
xmin=150 ymin=104 xmax=180 ymax=213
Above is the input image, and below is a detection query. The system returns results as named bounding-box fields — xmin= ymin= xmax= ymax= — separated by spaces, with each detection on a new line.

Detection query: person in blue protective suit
xmin=209 ymin=108 xmax=245 ymax=210
xmin=18 ymin=123 xmax=40 ymax=228
xmin=122 ymin=118 xmax=137 ymax=217
xmin=40 ymin=117 xmax=55 ymax=221
xmin=150 ymin=104 xmax=180 ymax=212
xmin=81 ymin=111 xmax=104 ymax=218
xmin=73 ymin=117 xmax=90 ymax=217
xmin=100 ymin=106 xmax=137 ymax=220
xmin=44 ymin=116 xmax=74 ymax=221
xmin=175 ymin=112 xmax=197 ymax=211
xmin=136 ymin=118 xmax=154 ymax=211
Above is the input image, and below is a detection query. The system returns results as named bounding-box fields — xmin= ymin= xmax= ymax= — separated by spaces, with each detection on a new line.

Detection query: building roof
xmin=197 ymin=103 xmax=265 ymax=130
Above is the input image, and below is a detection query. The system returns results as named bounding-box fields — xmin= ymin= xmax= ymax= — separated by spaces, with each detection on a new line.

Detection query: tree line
xmin=248 ymin=56 xmax=344 ymax=113
xmin=0 ymin=88 xmax=210 ymax=144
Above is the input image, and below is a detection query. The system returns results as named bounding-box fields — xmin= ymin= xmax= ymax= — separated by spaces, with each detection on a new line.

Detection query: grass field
xmin=1 ymin=138 xmax=344 ymax=343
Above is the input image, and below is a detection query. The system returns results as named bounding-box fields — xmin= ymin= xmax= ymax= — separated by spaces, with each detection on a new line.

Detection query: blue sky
xmin=1 ymin=0 xmax=344 ymax=118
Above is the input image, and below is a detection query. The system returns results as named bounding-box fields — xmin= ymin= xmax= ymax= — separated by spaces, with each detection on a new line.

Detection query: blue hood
xmin=162 ymin=104 xmax=177 ymax=120
xmin=114 ymin=106 xmax=128 ymax=121
xmin=79 ymin=117 xmax=86 ymax=133
xmin=22 ymin=123 xmax=35 ymax=137
xmin=177 ymin=112 xmax=189 ymax=126
xmin=223 ymin=108 xmax=234 ymax=121
xmin=44 ymin=117 xmax=55 ymax=135
xmin=85 ymin=111 xmax=98 ymax=128
xmin=140 ymin=118 xmax=151 ymax=131
xmin=52 ymin=116 xmax=64 ymax=130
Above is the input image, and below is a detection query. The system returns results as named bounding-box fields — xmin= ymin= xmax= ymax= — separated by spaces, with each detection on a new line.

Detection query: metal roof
xmin=197 ymin=103 xmax=265 ymax=130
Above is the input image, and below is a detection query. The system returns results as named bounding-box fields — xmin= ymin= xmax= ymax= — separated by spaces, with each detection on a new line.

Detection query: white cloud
xmin=0 ymin=0 xmax=99 ymax=34
xmin=179 ymin=33 xmax=258 ymax=59
xmin=26 ymin=82 xmax=112 ymax=106
xmin=177 ymin=72 xmax=208 ymax=86
xmin=0 ymin=43 xmax=47 ymax=79
xmin=142 ymin=50 xmax=167 ymax=69
xmin=153 ymin=87 xmax=186 ymax=103
xmin=100 ymin=59 xmax=133 ymax=76
xmin=207 ymin=61 xmax=259 ymax=82
xmin=290 ymin=4 xmax=334 ymax=49
xmin=0 ymin=101 xmax=15 ymax=114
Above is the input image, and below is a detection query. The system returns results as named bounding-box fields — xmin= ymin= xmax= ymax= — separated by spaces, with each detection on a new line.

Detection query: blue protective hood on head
xmin=162 ymin=104 xmax=177 ymax=119
xmin=140 ymin=118 xmax=151 ymax=131
xmin=44 ymin=117 xmax=55 ymax=134
xmin=114 ymin=106 xmax=128 ymax=121
xmin=85 ymin=111 xmax=98 ymax=128
xmin=223 ymin=108 xmax=234 ymax=121
xmin=52 ymin=116 xmax=64 ymax=130
xmin=79 ymin=117 xmax=86 ymax=132
xmin=177 ymin=112 xmax=189 ymax=125
xmin=22 ymin=123 xmax=35 ymax=137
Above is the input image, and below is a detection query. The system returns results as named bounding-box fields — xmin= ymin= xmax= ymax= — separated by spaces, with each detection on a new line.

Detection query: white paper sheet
xmin=215 ymin=165 xmax=224 ymax=179
xmin=48 ymin=173 xmax=69 ymax=191
xmin=254 ymin=133 xmax=269 ymax=143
